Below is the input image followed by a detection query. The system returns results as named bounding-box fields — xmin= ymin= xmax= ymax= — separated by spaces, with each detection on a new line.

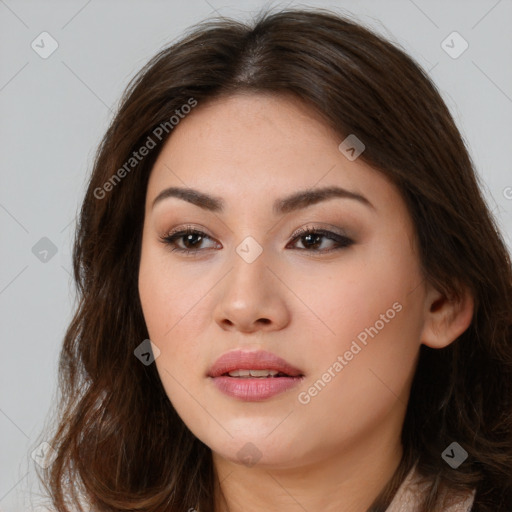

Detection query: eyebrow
xmin=152 ymin=185 xmax=374 ymax=214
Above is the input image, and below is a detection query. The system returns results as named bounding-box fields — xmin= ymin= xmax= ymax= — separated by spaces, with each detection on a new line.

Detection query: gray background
xmin=1 ymin=0 xmax=511 ymax=510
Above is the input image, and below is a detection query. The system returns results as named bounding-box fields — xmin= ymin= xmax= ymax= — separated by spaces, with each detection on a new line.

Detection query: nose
xmin=213 ymin=246 xmax=291 ymax=334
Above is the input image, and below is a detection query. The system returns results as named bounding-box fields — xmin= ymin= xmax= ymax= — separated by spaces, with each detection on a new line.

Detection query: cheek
xmin=300 ymin=286 xmax=419 ymax=396
xmin=292 ymin=297 xmax=420 ymax=454
xmin=295 ymin=256 xmax=415 ymax=348
xmin=138 ymin=246 xmax=207 ymax=341
xmin=293 ymin=247 xmax=423 ymax=407
xmin=139 ymin=257 xmax=211 ymax=428
xmin=138 ymin=244 xmax=214 ymax=377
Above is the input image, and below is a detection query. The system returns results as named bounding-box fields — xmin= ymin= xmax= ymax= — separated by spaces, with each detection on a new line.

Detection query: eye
xmin=159 ymin=226 xmax=220 ymax=255
xmin=160 ymin=224 xmax=354 ymax=256
xmin=287 ymin=226 xmax=354 ymax=253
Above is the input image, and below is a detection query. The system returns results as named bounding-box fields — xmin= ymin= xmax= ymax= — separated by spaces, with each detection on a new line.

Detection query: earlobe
xmin=420 ymin=283 xmax=474 ymax=349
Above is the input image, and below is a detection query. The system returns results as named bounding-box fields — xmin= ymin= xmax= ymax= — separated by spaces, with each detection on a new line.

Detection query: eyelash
xmin=159 ymin=225 xmax=354 ymax=256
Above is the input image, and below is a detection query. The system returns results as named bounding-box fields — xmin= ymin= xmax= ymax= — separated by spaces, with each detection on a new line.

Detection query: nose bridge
xmin=228 ymin=236 xmax=271 ymax=298
xmin=213 ymin=234 xmax=289 ymax=332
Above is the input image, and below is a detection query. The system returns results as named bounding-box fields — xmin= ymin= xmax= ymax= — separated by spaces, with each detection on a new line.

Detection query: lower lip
xmin=210 ymin=375 xmax=303 ymax=401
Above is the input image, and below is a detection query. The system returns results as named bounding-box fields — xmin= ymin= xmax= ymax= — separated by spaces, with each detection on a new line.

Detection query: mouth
xmin=222 ymin=369 xmax=296 ymax=378
xmin=207 ymin=350 xmax=305 ymax=401
xmin=208 ymin=349 xmax=304 ymax=378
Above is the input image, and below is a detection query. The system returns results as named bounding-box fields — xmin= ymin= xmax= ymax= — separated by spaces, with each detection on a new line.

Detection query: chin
xmin=206 ymin=432 xmax=306 ymax=469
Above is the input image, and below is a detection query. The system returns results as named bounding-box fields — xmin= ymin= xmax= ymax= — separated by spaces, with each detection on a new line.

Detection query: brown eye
xmin=160 ymin=228 xmax=219 ymax=255
xmin=288 ymin=228 xmax=354 ymax=252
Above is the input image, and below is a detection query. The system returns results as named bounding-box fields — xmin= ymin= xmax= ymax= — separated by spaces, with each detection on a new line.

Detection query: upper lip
xmin=208 ymin=350 xmax=304 ymax=378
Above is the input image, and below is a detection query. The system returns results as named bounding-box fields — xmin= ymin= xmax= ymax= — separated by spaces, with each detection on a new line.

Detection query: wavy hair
xmin=35 ymin=7 xmax=512 ymax=512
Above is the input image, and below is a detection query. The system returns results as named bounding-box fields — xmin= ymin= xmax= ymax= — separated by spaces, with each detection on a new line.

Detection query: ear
xmin=420 ymin=281 xmax=474 ymax=349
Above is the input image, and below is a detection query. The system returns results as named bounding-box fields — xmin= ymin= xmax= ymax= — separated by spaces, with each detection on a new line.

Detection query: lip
xmin=207 ymin=350 xmax=305 ymax=401
xmin=208 ymin=349 xmax=303 ymax=378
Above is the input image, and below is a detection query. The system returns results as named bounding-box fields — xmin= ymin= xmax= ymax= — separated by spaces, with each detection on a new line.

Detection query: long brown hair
xmin=35 ymin=7 xmax=512 ymax=511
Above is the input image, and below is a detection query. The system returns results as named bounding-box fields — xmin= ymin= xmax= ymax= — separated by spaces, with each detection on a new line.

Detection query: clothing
xmin=386 ymin=464 xmax=476 ymax=512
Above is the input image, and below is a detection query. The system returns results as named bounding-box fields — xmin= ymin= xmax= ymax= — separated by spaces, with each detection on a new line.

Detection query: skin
xmin=138 ymin=93 xmax=474 ymax=512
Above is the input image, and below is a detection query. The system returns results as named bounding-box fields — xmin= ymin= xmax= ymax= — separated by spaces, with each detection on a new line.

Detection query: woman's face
xmin=138 ymin=93 xmax=430 ymax=469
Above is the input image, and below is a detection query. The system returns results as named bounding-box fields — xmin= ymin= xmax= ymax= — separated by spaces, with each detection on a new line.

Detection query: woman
xmin=36 ymin=8 xmax=512 ymax=512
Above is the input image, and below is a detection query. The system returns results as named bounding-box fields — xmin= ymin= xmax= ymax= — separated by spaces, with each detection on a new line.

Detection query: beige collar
xmin=386 ymin=463 xmax=475 ymax=512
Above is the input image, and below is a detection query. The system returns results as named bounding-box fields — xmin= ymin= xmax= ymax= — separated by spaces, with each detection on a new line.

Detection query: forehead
xmin=146 ymin=93 xmax=403 ymax=221
xmin=156 ymin=93 xmax=338 ymax=170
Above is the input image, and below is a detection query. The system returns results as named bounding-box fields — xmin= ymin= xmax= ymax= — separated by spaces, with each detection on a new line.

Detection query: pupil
xmin=304 ymin=233 xmax=321 ymax=248
xmin=184 ymin=233 xmax=202 ymax=248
